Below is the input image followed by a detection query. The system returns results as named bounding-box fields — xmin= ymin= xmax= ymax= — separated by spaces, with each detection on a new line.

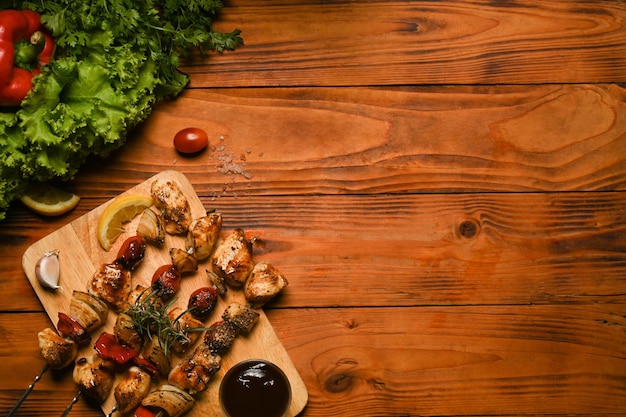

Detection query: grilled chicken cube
xmin=142 ymin=384 xmax=195 ymax=417
xmin=73 ymin=354 xmax=115 ymax=403
xmin=38 ymin=327 xmax=77 ymax=369
xmin=69 ymin=291 xmax=109 ymax=333
xmin=168 ymin=343 xmax=221 ymax=394
xmin=221 ymin=302 xmax=259 ymax=334
xmin=114 ymin=366 xmax=152 ymax=414
xmin=186 ymin=212 xmax=222 ymax=261
xmin=244 ymin=262 xmax=289 ymax=307
xmin=150 ymin=178 xmax=192 ymax=235
xmin=212 ymin=228 xmax=254 ymax=288
xmin=88 ymin=262 xmax=131 ymax=312
xmin=167 ymin=307 xmax=204 ymax=354
xmin=203 ymin=320 xmax=237 ymax=355
xmin=126 ymin=284 xmax=163 ymax=311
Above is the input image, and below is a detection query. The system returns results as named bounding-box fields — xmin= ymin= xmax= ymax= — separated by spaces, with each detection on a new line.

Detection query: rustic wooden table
xmin=1 ymin=1 xmax=625 ymax=416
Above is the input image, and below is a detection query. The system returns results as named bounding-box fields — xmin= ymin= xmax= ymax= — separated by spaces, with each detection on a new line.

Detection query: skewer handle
xmin=6 ymin=364 xmax=49 ymax=417
xmin=60 ymin=391 xmax=82 ymax=417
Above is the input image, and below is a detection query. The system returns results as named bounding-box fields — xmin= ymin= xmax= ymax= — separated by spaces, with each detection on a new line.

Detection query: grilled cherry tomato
xmin=116 ymin=235 xmax=146 ymax=271
xmin=173 ymin=127 xmax=208 ymax=155
xmin=151 ymin=264 xmax=182 ymax=300
xmin=188 ymin=286 xmax=218 ymax=321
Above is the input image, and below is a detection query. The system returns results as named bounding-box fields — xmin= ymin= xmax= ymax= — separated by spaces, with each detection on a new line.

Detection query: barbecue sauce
xmin=220 ymin=359 xmax=291 ymax=417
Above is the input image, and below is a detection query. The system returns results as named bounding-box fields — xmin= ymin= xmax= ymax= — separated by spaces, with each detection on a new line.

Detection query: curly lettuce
xmin=0 ymin=0 xmax=242 ymax=220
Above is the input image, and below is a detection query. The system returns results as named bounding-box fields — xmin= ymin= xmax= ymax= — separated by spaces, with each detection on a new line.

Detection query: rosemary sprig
xmin=123 ymin=287 xmax=207 ymax=357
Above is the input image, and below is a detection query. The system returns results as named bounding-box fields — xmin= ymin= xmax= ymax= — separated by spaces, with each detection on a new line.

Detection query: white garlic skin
xmin=35 ymin=250 xmax=62 ymax=290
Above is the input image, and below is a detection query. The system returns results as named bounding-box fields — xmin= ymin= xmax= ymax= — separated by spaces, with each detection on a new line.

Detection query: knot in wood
xmin=458 ymin=219 xmax=479 ymax=239
xmin=325 ymin=373 xmax=354 ymax=393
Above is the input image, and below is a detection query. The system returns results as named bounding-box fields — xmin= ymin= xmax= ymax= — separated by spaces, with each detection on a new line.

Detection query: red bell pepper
xmin=94 ymin=332 xmax=139 ymax=364
xmin=132 ymin=406 xmax=156 ymax=417
xmin=57 ymin=312 xmax=91 ymax=347
xmin=0 ymin=9 xmax=54 ymax=107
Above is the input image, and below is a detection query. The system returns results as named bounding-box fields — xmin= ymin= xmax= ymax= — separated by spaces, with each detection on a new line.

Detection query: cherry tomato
xmin=116 ymin=235 xmax=146 ymax=271
xmin=151 ymin=264 xmax=182 ymax=300
xmin=173 ymin=127 xmax=209 ymax=155
xmin=187 ymin=286 xmax=218 ymax=320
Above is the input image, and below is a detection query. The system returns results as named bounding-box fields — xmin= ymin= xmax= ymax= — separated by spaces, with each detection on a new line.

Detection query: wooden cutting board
xmin=22 ymin=170 xmax=308 ymax=417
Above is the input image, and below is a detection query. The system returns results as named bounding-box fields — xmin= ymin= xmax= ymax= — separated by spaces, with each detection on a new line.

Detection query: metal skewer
xmin=6 ymin=364 xmax=49 ymax=417
xmin=60 ymin=390 xmax=82 ymax=417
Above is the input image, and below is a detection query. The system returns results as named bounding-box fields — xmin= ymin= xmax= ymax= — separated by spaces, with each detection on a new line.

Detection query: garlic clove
xmin=35 ymin=250 xmax=61 ymax=290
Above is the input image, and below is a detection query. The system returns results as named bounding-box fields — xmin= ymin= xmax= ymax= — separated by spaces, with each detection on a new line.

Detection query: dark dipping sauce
xmin=220 ymin=359 xmax=292 ymax=417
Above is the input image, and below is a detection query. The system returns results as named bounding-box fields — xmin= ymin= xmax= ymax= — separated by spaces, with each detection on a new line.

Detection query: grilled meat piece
xmin=212 ymin=228 xmax=254 ymax=288
xmin=167 ymin=342 xmax=222 ymax=394
xmin=114 ymin=366 xmax=152 ymax=414
xmin=73 ymin=354 xmax=115 ymax=403
xmin=38 ymin=327 xmax=77 ymax=370
xmin=186 ymin=212 xmax=222 ymax=261
xmin=222 ymin=302 xmax=259 ymax=334
xmin=203 ymin=320 xmax=237 ymax=355
xmin=88 ymin=262 xmax=131 ymax=312
xmin=167 ymin=307 xmax=204 ymax=354
xmin=244 ymin=261 xmax=289 ymax=308
xmin=150 ymin=178 xmax=192 ymax=235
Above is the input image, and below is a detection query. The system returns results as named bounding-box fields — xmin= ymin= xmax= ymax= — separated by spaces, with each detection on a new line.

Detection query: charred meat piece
xmin=167 ymin=342 xmax=222 ymax=394
xmin=73 ymin=354 xmax=115 ymax=404
xmin=221 ymin=302 xmax=259 ymax=335
xmin=186 ymin=212 xmax=222 ymax=261
xmin=150 ymin=178 xmax=192 ymax=235
xmin=38 ymin=327 xmax=77 ymax=370
xmin=212 ymin=228 xmax=254 ymax=288
xmin=244 ymin=261 xmax=289 ymax=308
xmin=203 ymin=320 xmax=237 ymax=355
xmin=167 ymin=307 xmax=205 ymax=354
xmin=114 ymin=366 xmax=152 ymax=414
xmin=88 ymin=262 xmax=131 ymax=312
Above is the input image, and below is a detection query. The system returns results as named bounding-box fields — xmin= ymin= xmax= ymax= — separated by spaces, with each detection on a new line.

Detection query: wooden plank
xmin=5 ymin=191 xmax=626 ymax=312
xmin=2 ymin=304 xmax=625 ymax=416
xmin=181 ymin=0 xmax=626 ymax=87
xmin=66 ymin=84 xmax=626 ymax=196
xmin=19 ymin=171 xmax=307 ymax=417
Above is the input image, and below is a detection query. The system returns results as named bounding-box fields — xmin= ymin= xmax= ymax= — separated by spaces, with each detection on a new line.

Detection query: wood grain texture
xmin=63 ymin=84 xmax=626 ymax=197
xmin=181 ymin=0 xmax=626 ymax=87
xmin=2 ymin=305 xmax=625 ymax=416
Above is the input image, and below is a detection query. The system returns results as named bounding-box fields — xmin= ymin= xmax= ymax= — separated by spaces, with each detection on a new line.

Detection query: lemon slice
xmin=97 ymin=194 xmax=153 ymax=251
xmin=20 ymin=183 xmax=81 ymax=216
